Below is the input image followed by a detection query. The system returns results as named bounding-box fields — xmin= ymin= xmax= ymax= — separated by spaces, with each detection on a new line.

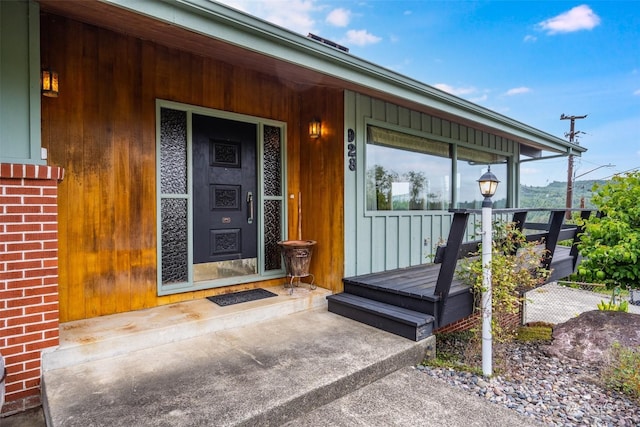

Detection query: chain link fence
xmin=523 ymin=281 xmax=640 ymax=325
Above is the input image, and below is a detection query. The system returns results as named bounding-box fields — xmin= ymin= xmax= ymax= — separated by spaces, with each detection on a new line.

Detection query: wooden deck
xmin=328 ymin=208 xmax=594 ymax=341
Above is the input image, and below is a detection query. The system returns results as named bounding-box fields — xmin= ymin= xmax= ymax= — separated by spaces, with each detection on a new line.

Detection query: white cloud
xmin=404 ymin=10 xmax=412 ymax=16
xmin=634 ymin=89 xmax=640 ymax=96
xmin=215 ymin=0 xmax=318 ymax=35
xmin=537 ymin=5 xmax=601 ymax=35
xmin=344 ymin=29 xmax=382 ymax=46
xmin=433 ymin=83 xmax=477 ymax=96
xmin=326 ymin=8 xmax=350 ymax=27
xmin=524 ymin=35 xmax=537 ymax=43
xmin=506 ymin=87 xmax=531 ymax=96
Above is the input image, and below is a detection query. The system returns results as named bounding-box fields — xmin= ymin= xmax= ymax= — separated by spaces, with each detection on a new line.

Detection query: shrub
xmin=577 ymin=172 xmax=640 ymax=289
xmin=603 ymin=342 xmax=640 ymax=402
xmin=456 ymin=221 xmax=550 ymax=342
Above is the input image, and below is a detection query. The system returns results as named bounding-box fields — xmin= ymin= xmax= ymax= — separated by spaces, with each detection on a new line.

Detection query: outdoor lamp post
xmin=478 ymin=166 xmax=499 ymax=377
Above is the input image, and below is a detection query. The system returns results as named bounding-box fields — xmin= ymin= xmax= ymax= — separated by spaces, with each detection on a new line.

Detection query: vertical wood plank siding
xmin=343 ymin=92 xmax=516 ymax=277
xmin=40 ymin=14 xmax=344 ymax=321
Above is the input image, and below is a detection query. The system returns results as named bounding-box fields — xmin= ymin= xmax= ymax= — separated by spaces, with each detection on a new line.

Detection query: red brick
xmin=0 ymin=345 xmax=25 ymax=357
xmin=5 ymin=187 xmax=40 ymax=196
xmin=44 ymin=329 xmax=59 ymax=340
xmin=42 ymin=205 xmax=58 ymax=214
xmin=5 ymin=351 xmax=40 ymax=367
xmin=25 ymin=232 xmax=57 ymax=241
xmin=0 ymin=233 xmax=25 ymax=243
xmin=1 ymin=326 xmax=25 ymax=338
xmin=23 ymin=196 xmax=56 ymax=205
xmin=43 ymin=294 xmax=59 ymax=304
xmin=25 ymin=337 xmax=58 ymax=351
xmin=7 ymin=296 xmax=42 ymax=308
xmin=43 ymin=241 xmax=58 ymax=250
xmin=24 ymin=268 xmax=57 ymax=278
xmin=6 ymin=223 xmax=41 ymax=233
xmin=8 ymin=368 xmax=40 ymax=383
xmin=42 ymin=259 xmax=58 ymax=268
xmin=43 ymin=311 xmax=58 ymax=321
xmin=25 ymin=302 xmax=58 ymax=314
xmin=42 ymin=223 xmax=58 ymax=232
xmin=25 ymin=320 xmax=58 ymax=333
xmin=0 ymin=289 xmax=23 ymax=300
xmin=8 ymin=278 xmax=43 ymax=289
xmin=24 ymin=250 xmax=57 ymax=260
xmin=6 ymin=260 xmax=42 ymax=271
xmin=25 ymin=214 xmax=57 ymax=223
xmin=7 ymin=332 xmax=43 ymax=346
xmin=25 ymin=360 xmax=40 ymax=371
xmin=7 ymin=314 xmax=43 ymax=327
xmin=0 ymin=196 xmax=22 ymax=205
xmin=0 ymin=307 xmax=24 ymax=319
xmin=0 ymin=252 xmax=22 ymax=262
xmin=24 ymin=285 xmax=58 ymax=296
xmin=5 ymin=205 xmax=41 ymax=214
xmin=7 ymin=242 xmax=42 ymax=252
xmin=0 ymin=271 xmax=24 ymax=281
xmin=0 ymin=214 xmax=24 ymax=223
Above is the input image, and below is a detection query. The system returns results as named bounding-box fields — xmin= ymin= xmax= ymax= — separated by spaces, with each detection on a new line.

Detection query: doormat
xmin=207 ymin=288 xmax=278 ymax=307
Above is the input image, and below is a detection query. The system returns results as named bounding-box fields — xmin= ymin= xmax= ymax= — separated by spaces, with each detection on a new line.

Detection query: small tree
xmin=576 ymin=172 xmax=640 ymax=289
xmin=456 ymin=221 xmax=550 ymax=341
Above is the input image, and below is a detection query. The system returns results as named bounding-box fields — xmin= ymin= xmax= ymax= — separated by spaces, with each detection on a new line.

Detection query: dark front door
xmin=192 ymin=114 xmax=257 ymax=272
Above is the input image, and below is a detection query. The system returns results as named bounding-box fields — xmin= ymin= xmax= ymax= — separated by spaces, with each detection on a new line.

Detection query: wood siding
xmin=40 ymin=13 xmax=344 ymax=321
xmin=343 ymin=92 xmax=516 ymax=277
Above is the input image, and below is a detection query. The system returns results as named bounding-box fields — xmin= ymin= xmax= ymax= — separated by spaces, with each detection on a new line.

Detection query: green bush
xmin=577 ymin=172 xmax=640 ymax=289
xmin=456 ymin=221 xmax=549 ymax=342
xmin=603 ymin=343 xmax=640 ymax=402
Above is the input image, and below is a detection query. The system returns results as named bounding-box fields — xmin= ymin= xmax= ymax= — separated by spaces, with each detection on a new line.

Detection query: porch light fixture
xmin=478 ymin=166 xmax=499 ymax=200
xmin=309 ymin=119 xmax=321 ymax=138
xmin=41 ymin=69 xmax=59 ymax=98
xmin=478 ymin=165 xmax=499 ymax=378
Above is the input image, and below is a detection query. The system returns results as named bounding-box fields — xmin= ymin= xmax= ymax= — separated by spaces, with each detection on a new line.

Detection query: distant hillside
xmin=519 ymin=179 xmax=605 ymax=210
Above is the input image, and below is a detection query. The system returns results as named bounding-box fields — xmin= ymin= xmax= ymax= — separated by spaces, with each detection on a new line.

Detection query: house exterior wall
xmin=343 ymin=91 xmax=518 ymax=277
xmin=40 ymin=12 xmax=345 ymax=322
xmin=0 ymin=0 xmax=42 ymax=165
xmin=0 ymin=163 xmax=63 ymax=415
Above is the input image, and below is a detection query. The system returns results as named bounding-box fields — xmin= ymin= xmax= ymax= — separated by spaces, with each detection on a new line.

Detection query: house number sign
xmin=347 ymin=128 xmax=356 ymax=171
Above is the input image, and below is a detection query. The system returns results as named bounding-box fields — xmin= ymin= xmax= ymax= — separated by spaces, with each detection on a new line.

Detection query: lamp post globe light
xmin=477 ymin=166 xmax=499 ymax=377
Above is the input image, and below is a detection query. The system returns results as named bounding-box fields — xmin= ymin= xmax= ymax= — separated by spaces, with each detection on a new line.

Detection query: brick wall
xmin=434 ymin=306 xmax=522 ymax=335
xmin=0 ymin=163 xmax=64 ymax=416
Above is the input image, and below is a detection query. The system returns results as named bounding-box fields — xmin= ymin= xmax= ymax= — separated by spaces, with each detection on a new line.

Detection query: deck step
xmin=327 ymin=293 xmax=435 ymax=341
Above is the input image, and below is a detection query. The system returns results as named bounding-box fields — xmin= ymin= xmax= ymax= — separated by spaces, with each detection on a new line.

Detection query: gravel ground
xmin=418 ymin=341 xmax=640 ymax=426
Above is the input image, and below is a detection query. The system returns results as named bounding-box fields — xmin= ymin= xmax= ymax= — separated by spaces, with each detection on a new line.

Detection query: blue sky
xmin=217 ymin=1 xmax=640 ymax=187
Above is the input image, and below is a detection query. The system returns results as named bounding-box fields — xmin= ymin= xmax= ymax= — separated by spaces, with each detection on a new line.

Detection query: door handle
xmin=247 ymin=192 xmax=254 ymax=224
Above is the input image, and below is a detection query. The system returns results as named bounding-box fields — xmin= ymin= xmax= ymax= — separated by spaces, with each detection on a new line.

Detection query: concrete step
xmin=42 ymin=286 xmax=330 ymax=372
xmin=42 ymin=308 xmax=435 ymax=427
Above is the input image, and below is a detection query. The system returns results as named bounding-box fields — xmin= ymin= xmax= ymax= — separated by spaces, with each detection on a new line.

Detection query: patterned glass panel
xmin=264 ymin=199 xmax=282 ymax=271
xmin=160 ymin=108 xmax=187 ymax=194
xmin=161 ymin=198 xmax=188 ymax=284
xmin=263 ymin=125 xmax=282 ymax=197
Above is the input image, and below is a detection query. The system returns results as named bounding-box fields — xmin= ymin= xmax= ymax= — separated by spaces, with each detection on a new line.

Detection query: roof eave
xmin=101 ymin=0 xmax=585 ymax=155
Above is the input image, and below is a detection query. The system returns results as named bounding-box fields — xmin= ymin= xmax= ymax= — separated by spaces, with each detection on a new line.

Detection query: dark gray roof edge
xmin=105 ymin=0 xmax=585 ymax=155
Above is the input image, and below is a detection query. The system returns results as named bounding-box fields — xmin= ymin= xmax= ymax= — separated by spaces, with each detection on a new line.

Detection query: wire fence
xmin=523 ymin=281 xmax=640 ymax=325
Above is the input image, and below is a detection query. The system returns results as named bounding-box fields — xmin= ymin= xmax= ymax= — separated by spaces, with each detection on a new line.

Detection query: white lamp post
xmin=478 ymin=166 xmax=499 ymax=377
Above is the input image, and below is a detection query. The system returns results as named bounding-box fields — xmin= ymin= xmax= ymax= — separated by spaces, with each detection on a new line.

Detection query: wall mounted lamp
xmin=309 ymin=119 xmax=321 ymax=138
xmin=41 ymin=69 xmax=59 ymax=98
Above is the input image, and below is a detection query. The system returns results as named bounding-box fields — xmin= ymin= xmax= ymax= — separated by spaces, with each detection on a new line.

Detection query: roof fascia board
xmin=100 ymin=0 xmax=585 ymax=154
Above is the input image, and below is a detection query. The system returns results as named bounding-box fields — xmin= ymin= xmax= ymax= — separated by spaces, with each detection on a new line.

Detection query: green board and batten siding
xmin=343 ymin=90 xmax=519 ymax=277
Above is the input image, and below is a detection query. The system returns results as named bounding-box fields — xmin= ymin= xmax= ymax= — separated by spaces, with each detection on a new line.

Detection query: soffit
xmin=37 ymin=0 xmax=583 ymax=156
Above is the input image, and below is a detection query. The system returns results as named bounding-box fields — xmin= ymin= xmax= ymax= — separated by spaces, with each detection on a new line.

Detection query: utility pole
xmin=560 ymin=113 xmax=587 ymax=219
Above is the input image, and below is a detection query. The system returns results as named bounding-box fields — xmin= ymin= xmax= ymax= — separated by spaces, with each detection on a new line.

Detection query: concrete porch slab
xmin=43 ymin=286 xmax=330 ymax=371
xmin=42 ymin=308 xmax=435 ymax=426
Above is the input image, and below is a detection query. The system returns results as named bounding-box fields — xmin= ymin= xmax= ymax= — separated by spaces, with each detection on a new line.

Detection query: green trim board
xmin=0 ymin=0 xmax=43 ymax=165
xmin=155 ymin=99 xmax=287 ymax=296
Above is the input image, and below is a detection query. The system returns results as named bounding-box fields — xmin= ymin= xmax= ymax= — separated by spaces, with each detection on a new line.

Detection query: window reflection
xmin=365 ymin=125 xmax=508 ymax=211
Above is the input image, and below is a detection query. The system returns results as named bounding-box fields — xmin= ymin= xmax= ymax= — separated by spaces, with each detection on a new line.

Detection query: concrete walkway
xmin=40 ymin=305 xmax=540 ymax=426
